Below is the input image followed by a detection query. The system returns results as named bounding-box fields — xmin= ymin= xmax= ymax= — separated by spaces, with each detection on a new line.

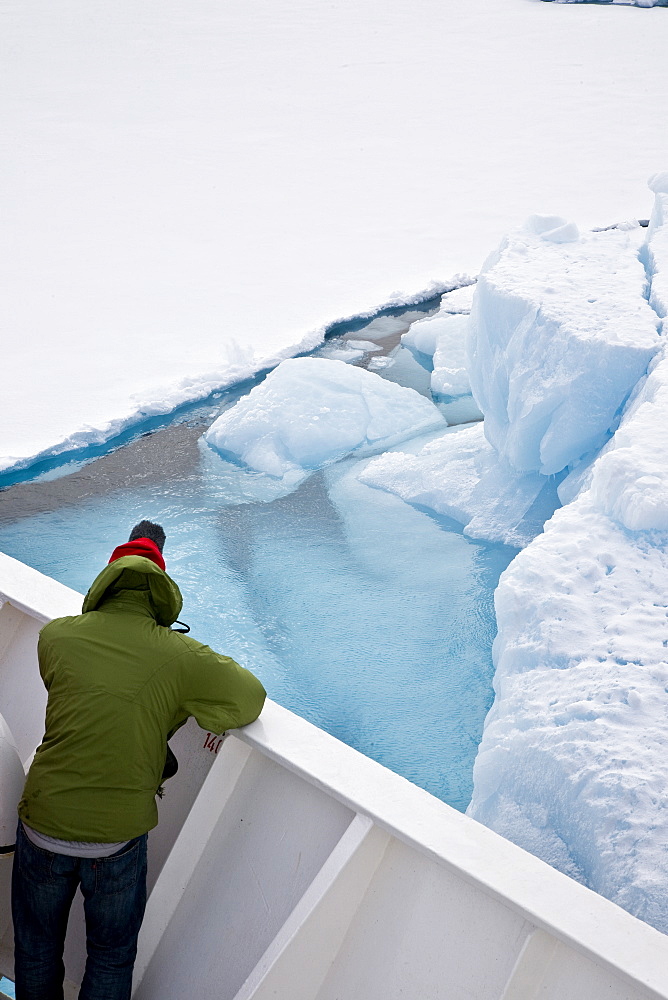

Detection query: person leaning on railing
xmin=12 ymin=520 xmax=266 ymax=1000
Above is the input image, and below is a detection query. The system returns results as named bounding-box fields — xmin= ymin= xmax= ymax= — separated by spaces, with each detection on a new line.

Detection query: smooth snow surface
xmin=204 ymin=357 xmax=446 ymax=480
xmin=465 ymin=188 xmax=668 ymax=933
xmin=551 ymin=0 xmax=664 ymax=6
xmin=2 ymin=0 xmax=668 ymax=474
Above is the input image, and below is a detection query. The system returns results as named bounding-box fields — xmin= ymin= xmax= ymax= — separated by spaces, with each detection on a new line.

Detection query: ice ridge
xmin=466 ymin=184 xmax=668 ymax=933
xmin=362 ymin=216 xmax=660 ymax=548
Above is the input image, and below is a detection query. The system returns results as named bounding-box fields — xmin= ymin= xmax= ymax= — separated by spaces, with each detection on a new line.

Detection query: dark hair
xmin=128 ymin=520 xmax=166 ymax=554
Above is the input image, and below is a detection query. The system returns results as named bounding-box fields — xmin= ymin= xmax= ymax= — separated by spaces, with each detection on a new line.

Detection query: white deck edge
xmin=234 ymin=703 xmax=668 ymax=998
xmin=0 ymin=551 xmax=82 ymax=622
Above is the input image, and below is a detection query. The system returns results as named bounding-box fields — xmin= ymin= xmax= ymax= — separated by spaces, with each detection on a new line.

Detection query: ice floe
xmin=359 ymin=423 xmax=554 ymax=548
xmin=399 ymin=284 xmax=484 ymax=424
xmin=404 ymin=313 xmax=475 ymax=400
xmin=203 ymin=357 xmax=446 ymax=481
xmin=359 ymin=423 xmax=492 ymax=526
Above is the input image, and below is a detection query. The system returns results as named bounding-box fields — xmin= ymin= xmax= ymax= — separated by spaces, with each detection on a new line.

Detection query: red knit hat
xmin=108 ymin=537 xmax=166 ymax=572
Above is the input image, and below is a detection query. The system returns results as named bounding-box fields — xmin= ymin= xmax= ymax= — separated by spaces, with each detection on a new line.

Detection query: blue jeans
xmin=11 ymin=824 xmax=147 ymax=1000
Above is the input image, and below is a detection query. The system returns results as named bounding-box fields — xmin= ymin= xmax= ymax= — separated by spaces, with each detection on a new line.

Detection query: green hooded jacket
xmin=19 ymin=555 xmax=266 ymax=842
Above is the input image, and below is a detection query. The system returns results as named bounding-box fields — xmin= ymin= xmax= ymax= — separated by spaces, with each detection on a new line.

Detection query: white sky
xmin=2 ymin=0 xmax=668 ymax=470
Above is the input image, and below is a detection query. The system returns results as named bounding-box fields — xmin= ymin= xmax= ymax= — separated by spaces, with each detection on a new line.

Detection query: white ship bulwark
xmin=1 ymin=550 xmax=667 ymax=1000
xmin=0 ymin=714 xmax=23 ymax=854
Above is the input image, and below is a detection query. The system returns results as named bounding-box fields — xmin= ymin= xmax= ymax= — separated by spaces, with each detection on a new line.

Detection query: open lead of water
xmin=0 ymin=303 xmax=514 ymax=811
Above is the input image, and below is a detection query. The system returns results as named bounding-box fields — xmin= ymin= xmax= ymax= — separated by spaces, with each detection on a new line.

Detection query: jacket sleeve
xmin=177 ymin=636 xmax=266 ymax=735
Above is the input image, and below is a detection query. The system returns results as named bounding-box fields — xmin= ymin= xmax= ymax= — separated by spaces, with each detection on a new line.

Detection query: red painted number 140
xmin=203 ymin=732 xmax=223 ymax=754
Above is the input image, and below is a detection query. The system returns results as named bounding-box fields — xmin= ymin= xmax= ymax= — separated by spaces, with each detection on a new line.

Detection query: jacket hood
xmin=82 ymin=555 xmax=183 ymax=626
xmin=109 ymin=537 xmax=165 ymax=571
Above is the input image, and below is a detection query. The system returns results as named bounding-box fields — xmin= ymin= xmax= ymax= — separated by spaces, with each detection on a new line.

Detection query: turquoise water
xmin=0 ymin=441 xmax=514 ymax=812
xmin=0 ymin=319 xmax=516 ymax=811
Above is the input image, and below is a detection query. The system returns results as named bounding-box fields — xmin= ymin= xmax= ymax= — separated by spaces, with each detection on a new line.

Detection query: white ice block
xmin=468 ymin=222 xmax=660 ymax=476
xmin=204 ymin=357 xmax=445 ymax=480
